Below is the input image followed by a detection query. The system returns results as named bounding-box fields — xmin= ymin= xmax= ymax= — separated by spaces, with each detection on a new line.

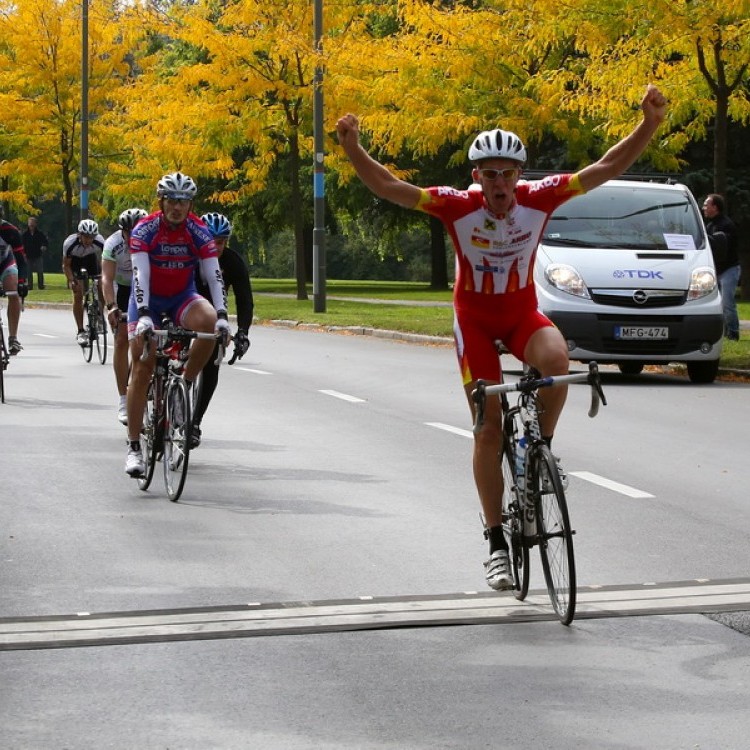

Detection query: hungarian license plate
xmin=614 ymin=325 xmax=668 ymax=340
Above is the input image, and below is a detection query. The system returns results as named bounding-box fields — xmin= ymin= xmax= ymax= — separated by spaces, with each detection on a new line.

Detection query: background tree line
xmin=1 ymin=0 xmax=749 ymax=297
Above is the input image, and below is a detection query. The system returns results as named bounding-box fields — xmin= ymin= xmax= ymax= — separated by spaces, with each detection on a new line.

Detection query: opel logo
xmin=633 ymin=289 xmax=649 ymax=304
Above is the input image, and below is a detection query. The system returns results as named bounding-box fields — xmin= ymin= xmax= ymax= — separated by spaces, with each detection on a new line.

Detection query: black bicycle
xmin=472 ymin=356 xmax=606 ymax=625
xmin=137 ymin=324 xmax=225 ymax=502
xmin=75 ymin=270 xmax=107 ymax=365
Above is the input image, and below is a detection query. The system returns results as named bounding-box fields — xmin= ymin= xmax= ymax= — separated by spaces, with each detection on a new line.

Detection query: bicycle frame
xmin=137 ymin=324 xmax=224 ymax=501
xmin=472 ymin=360 xmax=606 ymax=624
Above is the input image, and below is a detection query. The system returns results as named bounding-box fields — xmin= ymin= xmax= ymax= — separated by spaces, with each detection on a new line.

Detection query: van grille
xmin=589 ymin=288 xmax=687 ymax=308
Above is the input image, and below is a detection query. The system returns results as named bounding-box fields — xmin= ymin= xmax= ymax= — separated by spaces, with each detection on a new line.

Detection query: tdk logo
xmin=613 ymin=269 xmax=664 ymax=280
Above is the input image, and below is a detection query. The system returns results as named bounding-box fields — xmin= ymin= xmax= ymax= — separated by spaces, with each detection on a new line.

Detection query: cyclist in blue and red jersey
xmin=0 ymin=210 xmax=24 ymax=355
xmin=337 ymin=84 xmax=667 ymax=591
xmin=124 ymin=172 xmax=230 ymax=477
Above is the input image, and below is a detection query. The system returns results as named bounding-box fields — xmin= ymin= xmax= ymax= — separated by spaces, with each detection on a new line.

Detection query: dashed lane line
xmin=569 ymin=471 xmax=655 ymax=499
xmin=424 ymin=422 xmax=654 ymax=499
xmin=319 ymin=389 xmax=366 ymax=403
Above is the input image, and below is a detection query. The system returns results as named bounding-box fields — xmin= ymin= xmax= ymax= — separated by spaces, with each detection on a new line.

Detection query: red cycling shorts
xmin=453 ymin=285 xmax=554 ymax=385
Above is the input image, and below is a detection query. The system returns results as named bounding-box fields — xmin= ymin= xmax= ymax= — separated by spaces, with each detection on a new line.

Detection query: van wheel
xmin=687 ymin=360 xmax=719 ymax=384
xmin=618 ymin=362 xmax=644 ymax=376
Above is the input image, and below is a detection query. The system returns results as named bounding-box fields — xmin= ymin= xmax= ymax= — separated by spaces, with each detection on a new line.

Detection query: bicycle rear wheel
xmin=533 ymin=444 xmax=576 ymax=625
xmin=163 ymin=375 xmax=192 ymax=502
xmin=138 ymin=381 xmax=161 ymax=491
xmin=501 ymin=441 xmax=530 ymax=600
xmin=92 ymin=302 xmax=107 ymax=365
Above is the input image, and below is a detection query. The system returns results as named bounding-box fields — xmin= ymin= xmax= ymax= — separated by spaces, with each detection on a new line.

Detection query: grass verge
xmin=25 ymin=274 xmax=750 ymax=371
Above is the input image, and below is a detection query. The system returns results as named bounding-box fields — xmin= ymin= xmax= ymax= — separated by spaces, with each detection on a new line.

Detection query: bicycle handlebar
xmin=140 ymin=327 xmax=226 ymax=366
xmin=472 ymin=361 xmax=607 ymax=434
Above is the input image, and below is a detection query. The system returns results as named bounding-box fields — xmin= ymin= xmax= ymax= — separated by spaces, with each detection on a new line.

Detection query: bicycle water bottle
xmin=515 ymin=436 xmax=527 ymax=491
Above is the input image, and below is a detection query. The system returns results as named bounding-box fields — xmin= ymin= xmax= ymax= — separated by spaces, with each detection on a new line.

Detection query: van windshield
xmin=543 ymin=185 xmax=704 ymax=250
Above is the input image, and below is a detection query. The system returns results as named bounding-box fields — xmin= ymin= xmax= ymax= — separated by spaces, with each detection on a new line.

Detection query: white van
xmin=533 ymin=178 xmax=724 ymax=383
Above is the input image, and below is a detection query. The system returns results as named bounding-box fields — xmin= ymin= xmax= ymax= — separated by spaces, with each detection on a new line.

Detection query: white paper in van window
xmin=663 ymin=233 xmax=696 ymax=251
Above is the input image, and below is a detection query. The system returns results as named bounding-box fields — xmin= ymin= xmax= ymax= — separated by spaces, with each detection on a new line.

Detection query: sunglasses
xmin=477 ymin=167 xmax=519 ymax=181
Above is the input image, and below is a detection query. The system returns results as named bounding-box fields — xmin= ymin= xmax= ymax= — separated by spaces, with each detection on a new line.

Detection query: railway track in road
xmin=2 ymin=577 xmax=749 ymax=651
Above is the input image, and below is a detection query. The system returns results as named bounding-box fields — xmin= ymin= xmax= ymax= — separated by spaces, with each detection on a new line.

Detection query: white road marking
xmin=425 ymin=422 xmax=474 ymax=439
xmin=424 ymin=426 xmax=654 ymax=498
xmin=235 ymin=367 xmax=272 ymax=375
xmin=569 ymin=471 xmax=654 ymax=499
xmin=33 ymin=333 xmax=57 ymax=339
xmin=319 ymin=389 xmax=366 ymax=403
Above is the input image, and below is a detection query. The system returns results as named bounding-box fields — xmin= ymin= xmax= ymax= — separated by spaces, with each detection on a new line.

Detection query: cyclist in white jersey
xmin=337 ymin=84 xmax=668 ymax=591
xmin=102 ymin=208 xmax=148 ymax=424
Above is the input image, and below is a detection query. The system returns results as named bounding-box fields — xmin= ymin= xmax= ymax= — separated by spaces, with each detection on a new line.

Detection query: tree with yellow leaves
xmin=0 ymin=0 xmax=145 ymax=229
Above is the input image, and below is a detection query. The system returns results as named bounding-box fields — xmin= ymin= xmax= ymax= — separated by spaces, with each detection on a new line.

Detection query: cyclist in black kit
xmin=192 ymin=212 xmax=254 ymax=447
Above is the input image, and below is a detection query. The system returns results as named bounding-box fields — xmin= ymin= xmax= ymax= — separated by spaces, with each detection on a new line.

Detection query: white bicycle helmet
xmin=156 ymin=171 xmax=198 ymax=200
xmin=77 ymin=218 xmax=99 ymax=235
xmin=118 ymin=208 xmax=148 ymax=232
xmin=468 ymin=129 xmax=527 ymax=164
xmin=200 ymin=212 xmax=232 ymax=238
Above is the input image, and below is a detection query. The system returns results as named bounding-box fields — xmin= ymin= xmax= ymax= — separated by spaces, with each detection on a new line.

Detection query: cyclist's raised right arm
xmin=337 ymin=114 xmax=421 ymax=209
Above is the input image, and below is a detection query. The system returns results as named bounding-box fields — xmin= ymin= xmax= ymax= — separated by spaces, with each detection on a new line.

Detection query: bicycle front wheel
xmin=138 ymin=380 xmax=161 ymax=491
xmin=533 ymin=444 xmax=576 ymax=625
xmin=80 ymin=312 xmax=93 ymax=363
xmin=501 ymin=442 xmax=530 ymax=600
xmin=163 ymin=375 xmax=192 ymax=502
xmin=0 ymin=325 xmax=8 ymax=404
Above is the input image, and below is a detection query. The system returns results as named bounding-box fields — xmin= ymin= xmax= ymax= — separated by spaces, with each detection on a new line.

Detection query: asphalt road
xmin=2 ymin=307 xmax=749 ymax=749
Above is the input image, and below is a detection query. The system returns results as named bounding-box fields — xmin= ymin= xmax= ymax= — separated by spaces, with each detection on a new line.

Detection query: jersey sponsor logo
xmin=475 ymin=262 xmax=498 ymax=273
xmin=436 ymin=186 xmax=469 ymax=199
xmin=484 ymin=218 xmax=497 ymax=231
xmin=527 ymin=174 xmax=564 ymax=193
xmin=159 ymin=244 xmax=191 ymax=257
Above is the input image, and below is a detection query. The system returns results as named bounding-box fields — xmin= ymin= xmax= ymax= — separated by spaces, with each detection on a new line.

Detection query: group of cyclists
xmin=35 ymin=171 xmax=254 ymax=476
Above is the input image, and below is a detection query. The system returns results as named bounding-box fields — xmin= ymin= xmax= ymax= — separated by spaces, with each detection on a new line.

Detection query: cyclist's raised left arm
xmin=576 ymin=84 xmax=667 ymax=193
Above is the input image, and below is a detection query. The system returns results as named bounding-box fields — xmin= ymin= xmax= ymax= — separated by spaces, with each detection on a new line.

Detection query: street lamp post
xmin=80 ymin=0 xmax=89 ymax=220
xmin=312 ymin=0 xmax=326 ymax=312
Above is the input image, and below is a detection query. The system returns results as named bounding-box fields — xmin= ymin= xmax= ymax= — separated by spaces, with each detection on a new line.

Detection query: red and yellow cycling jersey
xmin=416 ymin=174 xmax=583 ymax=306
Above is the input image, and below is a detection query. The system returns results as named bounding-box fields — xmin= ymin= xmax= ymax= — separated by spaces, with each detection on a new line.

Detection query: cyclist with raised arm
xmin=0 ymin=219 xmax=24 ymax=355
xmin=191 ymin=212 xmax=254 ymax=447
xmin=62 ymin=219 xmax=105 ymax=346
xmin=102 ymin=208 xmax=148 ymax=425
xmin=124 ymin=172 xmax=229 ymax=477
xmin=337 ymin=84 xmax=667 ymax=591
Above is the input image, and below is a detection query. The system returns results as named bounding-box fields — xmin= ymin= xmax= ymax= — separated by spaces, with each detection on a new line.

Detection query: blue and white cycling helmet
xmin=77 ymin=218 xmax=99 ymax=235
xmin=468 ymin=129 xmax=527 ymax=165
xmin=118 ymin=208 xmax=148 ymax=232
xmin=156 ymin=171 xmax=198 ymax=200
xmin=200 ymin=212 xmax=232 ymax=239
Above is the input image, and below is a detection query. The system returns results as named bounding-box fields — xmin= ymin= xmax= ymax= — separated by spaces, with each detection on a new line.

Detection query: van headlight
xmin=688 ymin=267 xmax=717 ymax=300
xmin=544 ymin=263 xmax=590 ymax=299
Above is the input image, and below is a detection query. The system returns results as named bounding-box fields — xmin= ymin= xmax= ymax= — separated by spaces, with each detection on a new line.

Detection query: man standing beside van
xmin=703 ymin=194 xmax=740 ymax=341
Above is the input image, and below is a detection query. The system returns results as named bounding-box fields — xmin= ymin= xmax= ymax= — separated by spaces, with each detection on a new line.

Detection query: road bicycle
xmin=137 ymin=323 xmax=225 ymax=502
xmin=472 ymin=353 xmax=607 ymax=625
xmin=75 ymin=270 xmax=107 ymax=365
xmin=0 ymin=293 xmax=9 ymax=404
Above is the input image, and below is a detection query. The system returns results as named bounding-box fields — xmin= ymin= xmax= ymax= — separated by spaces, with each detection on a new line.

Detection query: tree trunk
xmin=713 ymin=92 xmax=729 ymax=195
xmin=429 ymin=215 xmax=449 ymax=290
